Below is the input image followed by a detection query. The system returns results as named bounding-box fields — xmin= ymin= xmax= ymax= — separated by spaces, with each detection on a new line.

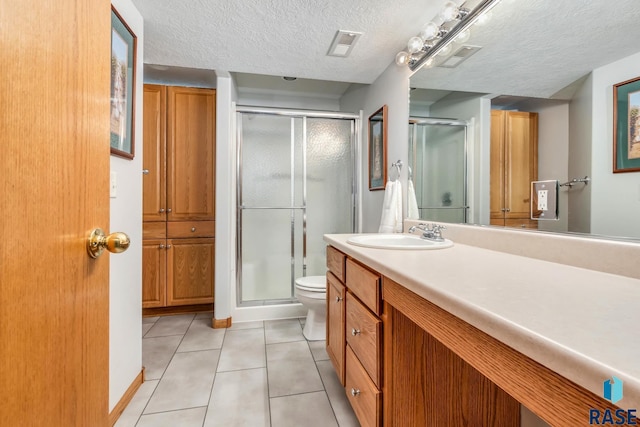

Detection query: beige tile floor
xmin=115 ymin=314 xmax=359 ymax=427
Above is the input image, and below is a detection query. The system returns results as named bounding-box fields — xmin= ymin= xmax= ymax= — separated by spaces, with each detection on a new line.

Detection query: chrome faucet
xmin=408 ymin=223 xmax=447 ymax=242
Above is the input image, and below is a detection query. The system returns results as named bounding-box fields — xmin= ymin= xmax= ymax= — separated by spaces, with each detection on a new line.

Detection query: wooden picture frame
xmin=368 ymin=105 xmax=388 ymax=190
xmin=613 ymin=76 xmax=640 ymax=173
xmin=110 ymin=6 xmax=137 ymax=160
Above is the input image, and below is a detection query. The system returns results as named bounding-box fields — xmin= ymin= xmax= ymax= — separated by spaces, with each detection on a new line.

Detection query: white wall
xmin=568 ymin=75 xmax=593 ymax=234
xmin=109 ymin=0 xmax=143 ymax=412
xmin=237 ymin=89 xmax=341 ymax=111
xmin=340 ymin=63 xmax=412 ymax=232
xmin=535 ymin=103 xmax=569 ymax=233
xmin=429 ymin=93 xmax=492 ymax=225
xmin=590 ymin=50 xmax=640 ymax=239
xmin=214 ymin=72 xmax=237 ymax=323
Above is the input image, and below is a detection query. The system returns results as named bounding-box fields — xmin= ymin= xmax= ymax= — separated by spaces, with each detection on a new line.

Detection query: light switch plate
xmin=531 ymin=180 xmax=558 ymax=220
xmin=110 ymin=171 xmax=117 ymax=198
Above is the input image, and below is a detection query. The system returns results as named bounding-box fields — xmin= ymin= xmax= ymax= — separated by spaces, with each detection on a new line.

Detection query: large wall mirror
xmin=408 ymin=0 xmax=640 ymax=240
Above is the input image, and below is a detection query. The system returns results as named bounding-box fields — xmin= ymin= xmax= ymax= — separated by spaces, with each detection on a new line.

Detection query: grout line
xmin=140 ymin=405 xmax=208 ymax=417
xmin=264 ymin=324 xmax=273 ymax=427
xmin=202 ymin=326 xmax=227 ymax=426
xmin=307 ymin=339 xmax=341 ymax=425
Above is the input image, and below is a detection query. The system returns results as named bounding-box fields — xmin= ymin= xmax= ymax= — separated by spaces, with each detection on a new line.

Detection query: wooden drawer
xmin=345 ymin=346 xmax=381 ymax=427
xmin=143 ymin=222 xmax=166 ymax=239
xmin=326 ymin=246 xmax=346 ymax=282
xmin=167 ymin=220 xmax=215 ymax=238
xmin=346 ymin=292 xmax=381 ymax=387
xmin=346 ymin=258 xmax=381 ymax=315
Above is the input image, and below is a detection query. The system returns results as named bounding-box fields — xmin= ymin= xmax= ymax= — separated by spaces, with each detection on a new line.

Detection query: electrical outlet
xmin=537 ymin=190 xmax=548 ymax=211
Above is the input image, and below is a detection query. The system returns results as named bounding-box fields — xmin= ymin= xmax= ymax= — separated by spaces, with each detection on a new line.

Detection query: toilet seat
xmin=294 ymin=276 xmax=326 ymax=293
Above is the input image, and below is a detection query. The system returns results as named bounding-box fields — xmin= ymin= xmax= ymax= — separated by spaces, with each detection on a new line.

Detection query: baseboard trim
xmin=213 ymin=317 xmax=232 ymax=329
xmin=143 ymin=304 xmax=213 ymax=317
xmin=109 ymin=368 xmax=145 ymax=426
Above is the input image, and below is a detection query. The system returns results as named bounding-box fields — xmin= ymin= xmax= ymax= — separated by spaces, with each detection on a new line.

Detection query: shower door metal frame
xmin=236 ymin=106 xmax=359 ymax=307
xmin=409 ymin=117 xmax=469 ymax=223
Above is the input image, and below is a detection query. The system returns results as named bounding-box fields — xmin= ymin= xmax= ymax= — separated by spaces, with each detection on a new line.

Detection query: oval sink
xmin=346 ymin=234 xmax=453 ymax=250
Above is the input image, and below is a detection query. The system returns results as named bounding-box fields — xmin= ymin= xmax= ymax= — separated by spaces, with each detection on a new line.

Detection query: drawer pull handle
xmin=191 ymin=227 xmax=196 ymax=232
xmin=351 ymin=328 xmax=361 ymax=336
xmin=158 ymin=244 xmax=165 ymax=249
xmin=351 ymin=388 xmax=360 ymax=397
xmin=335 ymin=296 xmax=343 ymax=303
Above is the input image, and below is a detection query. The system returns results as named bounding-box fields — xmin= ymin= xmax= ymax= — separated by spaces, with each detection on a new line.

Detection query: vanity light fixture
xmin=395 ymin=0 xmax=502 ymax=71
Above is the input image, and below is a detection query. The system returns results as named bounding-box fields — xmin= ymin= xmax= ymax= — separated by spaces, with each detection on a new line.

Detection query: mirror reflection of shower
xmin=408 ymin=117 xmax=468 ymax=224
xmin=237 ymin=108 xmax=357 ymax=306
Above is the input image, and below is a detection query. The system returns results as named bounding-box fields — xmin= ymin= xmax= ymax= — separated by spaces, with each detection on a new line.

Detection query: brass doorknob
xmin=87 ymin=228 xmax=131 ymax=259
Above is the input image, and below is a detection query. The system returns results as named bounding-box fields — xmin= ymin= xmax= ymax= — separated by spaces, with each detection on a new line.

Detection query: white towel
xmin=378 ymin=180 xmax=403 ymax=233
xmin=407 ymin=179 xmax=419 ymax=220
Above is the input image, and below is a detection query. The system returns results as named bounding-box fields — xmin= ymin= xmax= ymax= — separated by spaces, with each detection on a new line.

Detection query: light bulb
xmin=441 ymin=1 xmax=460 ymax=22
xmin=420 ymin=22 xmax=440 ymax=41
xmin=395 ymin=51 xmax=410 ymax=66
xmin=407 ymin=36 xmax=424 ymax=54
xmin=455 ymin=28 xmax=471 ymax=43
xmin=437 ymin=43 xmax=453 ymax=56
xmin=475 ymin=11 xmax=492 ymax=26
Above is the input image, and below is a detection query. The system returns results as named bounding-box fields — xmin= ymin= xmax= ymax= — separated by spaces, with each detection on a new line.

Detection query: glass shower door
xmin=237 ymin=112 xmax=355 ymax=306
xmin=410 ymin=119 xmax=468 ymax=223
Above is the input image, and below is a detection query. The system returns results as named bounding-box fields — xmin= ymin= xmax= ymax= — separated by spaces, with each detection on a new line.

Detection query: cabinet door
xmin=505 ymin=111 xmax=538 ymax=219
xmin=167 ymin=238 xmax=215 ymax=306
xmin=490 ymin=110 xmax=506 ymax=221
xmin=167 ymin=87 xmax=216 ymax=221
xmin=142 ymin=85 xmax=167 ymax=221
xmin=327 ymin=272 xmax=346 ymax=385
xmin=142 ymin=239 xmax=167 ymax=308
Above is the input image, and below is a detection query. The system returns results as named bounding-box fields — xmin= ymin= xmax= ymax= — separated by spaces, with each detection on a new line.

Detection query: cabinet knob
xmin=159 ymin=208 xmax=165 ymax=213
xmin=350 ymin=388 xmax=360 ymax=397
xmin=351 ymin=328 xmax=361 ymax=336
xmin=191 ymin=227 xmax=196 ymax=232
xmin=335 ymin=296 xmax=343 ymax=303
xmin=159 ymin=244 xmax=165 ymax=249
xmin=167 ymin=208 xmax=172 ymax=213
xmin=166 ymin=244 xmax=172 ymax=249
xmin=506 ymin=208 xmax=511 ymax=212
xmin=142 ymin=169 xmax=150 ymax=175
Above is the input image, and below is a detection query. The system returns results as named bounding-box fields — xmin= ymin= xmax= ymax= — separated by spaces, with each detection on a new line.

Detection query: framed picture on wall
xmin=110 ymin=6 xmax=137 ymax=160
xmin=368 ymin=105 xmax=388 ymax=190
xmin=613 ymin=76 xmax=640 ymax=173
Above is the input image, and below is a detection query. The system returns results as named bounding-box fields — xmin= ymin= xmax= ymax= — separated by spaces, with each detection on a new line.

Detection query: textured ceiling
xmin=131 ymin=0 xmax=442 ymax=84
xmin=410 ymin=0 xmax=640 ymax=99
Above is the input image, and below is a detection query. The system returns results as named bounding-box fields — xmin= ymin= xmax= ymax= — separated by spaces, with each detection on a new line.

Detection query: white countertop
xmin=324 ymin=233 xmax=640 ymax=410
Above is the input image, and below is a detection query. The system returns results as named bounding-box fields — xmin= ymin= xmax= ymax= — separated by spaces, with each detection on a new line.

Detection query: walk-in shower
xmin=236 ymin=107 xmax=358 ymax=306
xmin=409 ymin=117 xmax=468 ymax=223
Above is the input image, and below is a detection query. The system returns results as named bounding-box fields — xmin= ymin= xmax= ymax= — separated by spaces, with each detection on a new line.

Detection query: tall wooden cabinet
xmin=142 ymin=84 xmax=216 ymax=311
xmin=490 ymin=110 xmax=538 ymax=229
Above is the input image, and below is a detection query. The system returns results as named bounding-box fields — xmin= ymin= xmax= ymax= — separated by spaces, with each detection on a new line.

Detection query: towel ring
xmin=390 ymin=160 xmax=403 ymax=181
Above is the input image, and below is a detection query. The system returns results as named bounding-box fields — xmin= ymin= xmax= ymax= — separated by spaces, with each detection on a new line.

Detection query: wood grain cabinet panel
xmin=142 ymin=239 xmax=167 ymax=308
xmin=345 ymin=346 xmax=381 ymax=427
xmin=142 ymin=84 xmax=167 ymax=222
xmin=490 ymin=110 xmax=538 ymax=229
xmin=327 ymin=272 xmax=346 ymax=385
xmin=326 ymin=246 xmax=346 ymax=282
xmin=346 ymin=259 xmax=381 ymax=315
xmin=346 ymin=292 xmax=381 ymax=387
xmin=167 ymin=238 xmax=215 ymax=306
xmin=167 ymin=86 xmax=216 ymax=222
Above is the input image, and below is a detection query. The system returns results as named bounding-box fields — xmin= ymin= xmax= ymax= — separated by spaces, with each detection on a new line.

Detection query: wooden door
xmin=326 ymin=273 xmax=346 ymax=385
xmin=142 ymin=239 xmax=167 ymax=308
xmin=0 ymin=0 xmax=110 ymax=425
xmin=143 ymin=85 xmax=167 ymax=221
xmin=166 ymin=238 xmax=215 ymax=306
xmin=505 ymin=111 xmax=538 ymax=219
xmin=490 ymin=110 xmax=506 ymax=225
xmin=166 ymin=87 xmax=216 ymax=221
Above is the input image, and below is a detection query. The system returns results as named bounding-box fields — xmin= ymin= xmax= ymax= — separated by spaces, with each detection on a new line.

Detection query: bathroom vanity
xmin=324 ymin=233 xmax=640 ymax=426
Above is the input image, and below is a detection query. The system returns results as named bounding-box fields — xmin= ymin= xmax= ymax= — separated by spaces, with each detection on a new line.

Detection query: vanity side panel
xmin=385 ymin=303 xmax=520 ymax=426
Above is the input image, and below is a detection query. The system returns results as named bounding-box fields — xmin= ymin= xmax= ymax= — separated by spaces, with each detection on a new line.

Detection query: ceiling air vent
xmin=327 ymin=30 xmax=363 ymax=58
xmin=437 ymin=45 xmax=481 ymax=68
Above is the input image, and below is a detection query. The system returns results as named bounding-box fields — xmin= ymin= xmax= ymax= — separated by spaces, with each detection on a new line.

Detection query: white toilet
xmin=294 ymin=275 xmax=327 ymax=341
